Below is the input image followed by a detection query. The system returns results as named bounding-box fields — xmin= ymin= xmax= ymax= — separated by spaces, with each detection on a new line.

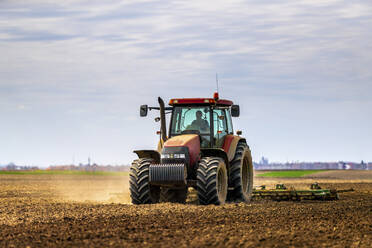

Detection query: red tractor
xmin=130 ymin=93 xmax=253 ymax=205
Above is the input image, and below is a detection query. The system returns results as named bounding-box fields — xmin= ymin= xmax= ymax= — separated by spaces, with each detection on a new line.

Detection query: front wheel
xmin=197 ymin=157 xmax=228 ymax=205
xmin=129 ymin=158 xmax=160 ymax=204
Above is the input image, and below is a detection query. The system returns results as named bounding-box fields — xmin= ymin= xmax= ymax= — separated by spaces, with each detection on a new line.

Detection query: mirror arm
xmin=148 ymin=107 xmax=173 ymax=111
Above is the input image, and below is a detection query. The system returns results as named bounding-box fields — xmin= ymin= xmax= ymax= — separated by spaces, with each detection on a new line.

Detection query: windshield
xmin=170 ymin=106 xmax=232 ymax=148
xmin=170 ymin=106 xmax=211 ymax=136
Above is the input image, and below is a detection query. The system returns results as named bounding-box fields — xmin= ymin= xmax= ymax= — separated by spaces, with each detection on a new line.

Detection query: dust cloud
xmin=52 ymin=175 xmax=131 ymax=204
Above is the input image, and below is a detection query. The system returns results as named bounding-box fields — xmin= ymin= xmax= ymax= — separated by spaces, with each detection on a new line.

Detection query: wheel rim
xmin=242 ymin=156 xmax=249 ymax=193
xmin=217 ymin=164 xmax=227 ymax=202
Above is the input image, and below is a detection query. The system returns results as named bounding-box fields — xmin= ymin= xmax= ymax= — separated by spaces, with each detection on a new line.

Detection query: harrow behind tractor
xmin=252 ymin=183 xmax=354 ymax=201
xmin=129 ymin=93 xmax=254 ymax=205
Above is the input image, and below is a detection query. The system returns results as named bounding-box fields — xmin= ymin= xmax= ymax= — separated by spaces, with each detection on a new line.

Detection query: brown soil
xmin=1 ymin=172 xmax=371 ymax=247
xmin=303 ymin=170 xmax=372 ymax=181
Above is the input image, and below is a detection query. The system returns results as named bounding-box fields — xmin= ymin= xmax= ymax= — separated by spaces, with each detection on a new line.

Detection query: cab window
xmin=170 ymin=106 xmax=211 ymax=147
xmin=170 ymin=106 xmax=211 ymax=135
xmin=213 ymin=108 xmax=228 ymax=147
xmin=225 ymin=109 xmax=233 ymax=134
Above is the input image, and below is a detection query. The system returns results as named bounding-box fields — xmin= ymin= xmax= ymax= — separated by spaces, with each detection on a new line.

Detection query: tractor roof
xmin=169 ymin=92 xmax=233 ymax=106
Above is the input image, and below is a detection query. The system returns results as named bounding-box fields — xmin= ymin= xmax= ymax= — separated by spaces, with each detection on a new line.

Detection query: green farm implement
xmin=252 ymin=183 xmax=353 ymax=201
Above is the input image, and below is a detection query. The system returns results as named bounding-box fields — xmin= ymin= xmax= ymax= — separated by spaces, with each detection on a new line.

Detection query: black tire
xmin=129 ymin=158 xmax=160 ymax=204
xmin=160 ymin=187 xmax=188 ymax=203
xmin=228 ymin=142 xmax=254 ymax=202
xmin=197 ymin=157 xmax=228 ymax=205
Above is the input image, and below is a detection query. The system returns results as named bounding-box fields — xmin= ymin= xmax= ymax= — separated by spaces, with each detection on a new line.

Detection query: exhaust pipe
xmin=158 ymin=97 xmax=167 ymax=143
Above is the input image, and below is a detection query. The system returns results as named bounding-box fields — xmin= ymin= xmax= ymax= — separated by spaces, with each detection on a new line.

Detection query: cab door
xmin=213 ymin=108 xmax=229 ymax=147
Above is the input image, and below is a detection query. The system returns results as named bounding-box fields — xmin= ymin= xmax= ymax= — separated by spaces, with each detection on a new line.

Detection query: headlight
xmin=174 ymin=154 xmax=185 ymax=158
xmin=161 ymin=153 xmax=185 ymax=159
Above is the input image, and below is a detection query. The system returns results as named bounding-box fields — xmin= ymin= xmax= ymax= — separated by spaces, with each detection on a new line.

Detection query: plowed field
xmin=1 ymin=171 xmax=372 ymax=247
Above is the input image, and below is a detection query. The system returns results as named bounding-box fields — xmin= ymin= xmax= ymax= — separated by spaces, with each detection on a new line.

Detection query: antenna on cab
xmin=216 ymin=73 xmax=219 ymax=93
xmin=214 ymin=73 xmax=220 ymax=100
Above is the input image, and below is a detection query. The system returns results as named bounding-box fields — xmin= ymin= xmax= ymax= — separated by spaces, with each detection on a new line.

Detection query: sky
xmin=1 ymin=0 xmax=371 ymax=167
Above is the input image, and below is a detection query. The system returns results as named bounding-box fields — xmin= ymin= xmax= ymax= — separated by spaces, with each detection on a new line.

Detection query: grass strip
xmin=257 ymin=170 xmax=324 ymax=178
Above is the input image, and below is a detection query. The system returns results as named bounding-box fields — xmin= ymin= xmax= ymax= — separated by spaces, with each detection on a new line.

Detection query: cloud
xmin=17 ymin=104 xmax=26 ymax=110
xmin=0 ymin=0 xmax=371 ymax=165
xmin=1 ymin=0 xmax=371 ymax=100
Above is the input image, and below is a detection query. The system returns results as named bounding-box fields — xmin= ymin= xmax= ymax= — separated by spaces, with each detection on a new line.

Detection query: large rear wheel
xmin=160 ymin=187 xmax=188 ymax=203
xmin=129 ymin=158 xmax=160 ymax=204
xmin=228 ymin=142 xmax=254 ymax=202
xmin=197 ymin=157 xmax=228 ymax=205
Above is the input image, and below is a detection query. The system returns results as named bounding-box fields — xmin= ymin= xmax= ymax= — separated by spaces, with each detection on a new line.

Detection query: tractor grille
xmin=149 ymin=163 xmax=186 ymax=185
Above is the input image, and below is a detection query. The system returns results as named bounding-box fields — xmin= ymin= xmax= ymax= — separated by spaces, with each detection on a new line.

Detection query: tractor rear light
xmin=204 ymin=99 xmax=209 ymax=103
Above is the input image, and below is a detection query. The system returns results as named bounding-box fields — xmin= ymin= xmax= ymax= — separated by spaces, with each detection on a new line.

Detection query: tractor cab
xmin=168 ymin=93 xmax=240 ymax=148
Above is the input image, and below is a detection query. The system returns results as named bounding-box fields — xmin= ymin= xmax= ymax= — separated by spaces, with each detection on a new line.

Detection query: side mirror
xmin=231 ymin=105 xmax=240 ymax=117
xmin=236 ymin=130 xmax=242 ymax=135
xmin=140 ymin=105 xmax=148 ymax=117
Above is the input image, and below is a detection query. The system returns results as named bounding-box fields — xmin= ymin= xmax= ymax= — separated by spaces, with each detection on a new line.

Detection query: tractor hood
xmin=164 ymin=134 xmax=199 ymax=147
xmin=163 ymin=134 xmax=200 ymax=167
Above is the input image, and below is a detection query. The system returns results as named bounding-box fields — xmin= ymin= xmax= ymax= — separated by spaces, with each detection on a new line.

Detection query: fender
xmin=133 ymin=150 xmax=160 ymax=163
xmin=200 ymin=148 xmax=229 ymax=170
xmin=222 ymin=135 xmax=248 ymax=161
